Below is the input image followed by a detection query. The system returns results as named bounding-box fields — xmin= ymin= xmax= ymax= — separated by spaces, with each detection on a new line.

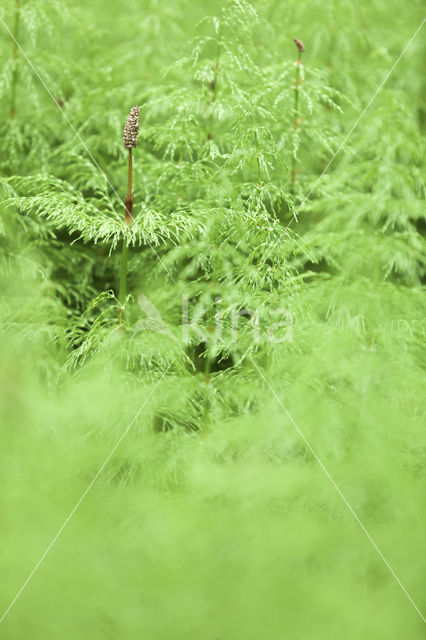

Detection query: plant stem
xmin=119 ymin=149 xmax=134 ymax=308
xmin=204 ymin=352 xmax=212 ymax=382
xmin=251 ymin=111 xmax=263 ymax=216
xmin=10 ymin=0 xmax=21 ymax=119
xmin=291 ymin=51 xmax=303 ymax=187
xmin=119 ymin=243 xmax=129 ymax=304
xmin=253 ymin=122 xmax=262 ymax=187
xmin=207 ymin=29 xmax=222 ymax=140
xmin=125 ymin=148 xmax=133 ymax=222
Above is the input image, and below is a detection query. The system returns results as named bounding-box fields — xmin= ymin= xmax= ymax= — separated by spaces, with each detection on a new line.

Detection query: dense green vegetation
xmin=0 ymin=1 xmax=425 ymax=637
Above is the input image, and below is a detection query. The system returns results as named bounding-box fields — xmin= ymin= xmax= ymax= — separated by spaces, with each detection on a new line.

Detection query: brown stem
xmin=119 ymin=148 xmax=134 ymax=312
xmin=291 ymin=52 xmax=303 ymax=187
xmin=124 ymin=149 xmax=133 ymax=223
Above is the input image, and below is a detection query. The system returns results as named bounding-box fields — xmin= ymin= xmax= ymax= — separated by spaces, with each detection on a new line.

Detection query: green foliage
xmin=0 ymin=0 xmax=425 ymax=637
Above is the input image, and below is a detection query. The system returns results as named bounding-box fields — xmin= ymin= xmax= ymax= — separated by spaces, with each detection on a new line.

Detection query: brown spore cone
xmin=123 ymin=105 xmax=140 ymax=148
xmin=293 ymin=38 xmax=305 ymax=53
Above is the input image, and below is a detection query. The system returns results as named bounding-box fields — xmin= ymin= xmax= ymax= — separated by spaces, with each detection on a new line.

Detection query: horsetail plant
xmin=119 ymin=105 xmax=140 ymax=309
xmin=291 ymin=37 xmax=305 ymax=188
